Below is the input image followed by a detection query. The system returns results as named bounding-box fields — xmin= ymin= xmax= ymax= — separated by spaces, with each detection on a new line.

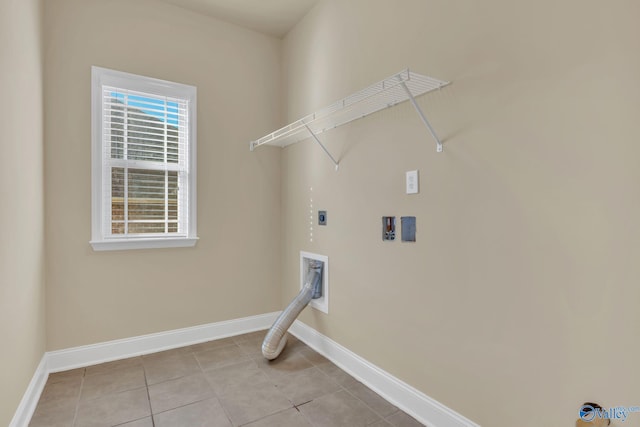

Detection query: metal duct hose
xmin=262 ymin=261 xmax=323 ymax=360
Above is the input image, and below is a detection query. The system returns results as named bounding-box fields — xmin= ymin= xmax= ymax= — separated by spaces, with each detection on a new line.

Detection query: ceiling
xmin=158 ymin=0 xmax=319 ymax=38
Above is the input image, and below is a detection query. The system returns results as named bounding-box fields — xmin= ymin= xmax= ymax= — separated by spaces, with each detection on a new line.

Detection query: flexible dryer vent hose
xmin=262 ymin=261 xmax=323 ymax=360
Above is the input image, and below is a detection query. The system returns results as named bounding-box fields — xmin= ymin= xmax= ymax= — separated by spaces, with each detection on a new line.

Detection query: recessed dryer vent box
xmin=300 ymin=251 xmax=329 ymax=314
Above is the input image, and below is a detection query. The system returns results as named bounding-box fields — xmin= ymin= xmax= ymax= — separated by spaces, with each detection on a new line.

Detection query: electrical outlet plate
xmin=406 ymin=170 xmax=419 ymax=194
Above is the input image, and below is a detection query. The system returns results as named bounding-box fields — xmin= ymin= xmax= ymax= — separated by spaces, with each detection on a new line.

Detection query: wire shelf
xmin=250 ymin=69 xmax=449 ymax=151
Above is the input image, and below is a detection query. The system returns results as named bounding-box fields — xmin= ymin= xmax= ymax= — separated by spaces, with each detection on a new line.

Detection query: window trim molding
xmin=90 ymin=237 xmax=198 ymax=252
xmin=91 ymin=66 xmax=198 ymax=251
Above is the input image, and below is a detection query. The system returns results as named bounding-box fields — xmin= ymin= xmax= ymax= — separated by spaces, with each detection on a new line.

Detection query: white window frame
xmin=91 ymin=66 xmax=198 ymax=251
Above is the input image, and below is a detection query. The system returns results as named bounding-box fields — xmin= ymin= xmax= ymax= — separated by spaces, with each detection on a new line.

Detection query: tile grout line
xmin=192 ymin=343 xmax=237 ymax=427
xmin=142 ymin=359 xmax=156 ymax=427
xmin=228 ymin=338 xmax=297 ymax=426
xmin=262 ymin=343 xmax=338 ymax=427
xmin=71 ymin=368 xmax=86 ymax=427
xmin=341 ymin=381 xmax=402 ymax=424
xmin=150 ymin=396 xmax=223 ymax=418
xmin=293 ymin=347 xmax=403 ymax=427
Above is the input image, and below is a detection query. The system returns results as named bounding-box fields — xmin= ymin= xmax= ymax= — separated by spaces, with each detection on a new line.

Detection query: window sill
xmin=90 ymin=237 xmax=199 ymax=251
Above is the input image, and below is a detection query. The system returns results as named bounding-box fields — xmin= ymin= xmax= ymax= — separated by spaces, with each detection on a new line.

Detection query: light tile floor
xmin=29 ymin=331 xmax=425 ymax=427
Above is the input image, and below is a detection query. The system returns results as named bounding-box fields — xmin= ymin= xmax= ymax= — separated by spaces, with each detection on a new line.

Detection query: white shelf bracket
xmin=400 ymin=81 xmax=443 ymax=153
xmin=304 ymin=124 xmax=340 ymax=171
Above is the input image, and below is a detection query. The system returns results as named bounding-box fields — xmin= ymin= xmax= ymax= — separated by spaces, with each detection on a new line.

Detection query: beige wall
xmin=9 ymin=0 xmax=640 ymax=424
xmin=0 ymin=0 xmax=46 ymax=424
xmin=44 ymin=0 xmax=283 ymax=350
xmin=282 ymin=1 xmax=640 ymax=426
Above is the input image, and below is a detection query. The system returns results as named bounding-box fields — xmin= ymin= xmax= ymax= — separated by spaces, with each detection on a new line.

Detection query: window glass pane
xmin=128 ymin=169 xmax=166 ymax=229
xmin=168 ymin=171 xmax=178 ymax=221
xmin=168 ymin=127 xmax=179 ymax=163
xmin=110 ymin=98 xmax=124 ymax=159
xmin=128 ymin=222 xmax=166 ymax=234
xmin=112 ymin=222 xmax=125 ymax=235
xmin=108 ymin=92 xmax=180 ymax=164
xmin=127 ymin=114 xmax=166 ymax=162
xmin=112 ymin=167 xmax=125 ymax=225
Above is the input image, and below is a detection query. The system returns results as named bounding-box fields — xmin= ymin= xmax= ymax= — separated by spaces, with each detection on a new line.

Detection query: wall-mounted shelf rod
xmin=304 ymin=124 xmax=340 ymax=171
xmin=400 ymin=82 xmax=443 ymax=153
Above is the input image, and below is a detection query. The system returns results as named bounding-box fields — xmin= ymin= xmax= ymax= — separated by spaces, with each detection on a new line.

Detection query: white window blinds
xmin=91 ymin=67 xmax=197 ymax=251
xmin=103 ymin=87 xmax=189 ymax=238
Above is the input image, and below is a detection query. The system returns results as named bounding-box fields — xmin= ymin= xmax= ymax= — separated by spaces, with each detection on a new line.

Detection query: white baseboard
xmin=289 ymin=320 xmax=480 ymax=427
xmin=11 ymin=312 xmax=279 ymax=427
xmin=12 ymin=313 xmax=478 ymax=427
xmin=9 ymin=355 xmax=48 ymax=427
xmin=47 ymin=312 xmax=280 ymax=373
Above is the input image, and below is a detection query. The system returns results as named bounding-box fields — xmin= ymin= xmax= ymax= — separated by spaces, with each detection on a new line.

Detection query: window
xmin=91 ymin=67 xmax=197 ymax=250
